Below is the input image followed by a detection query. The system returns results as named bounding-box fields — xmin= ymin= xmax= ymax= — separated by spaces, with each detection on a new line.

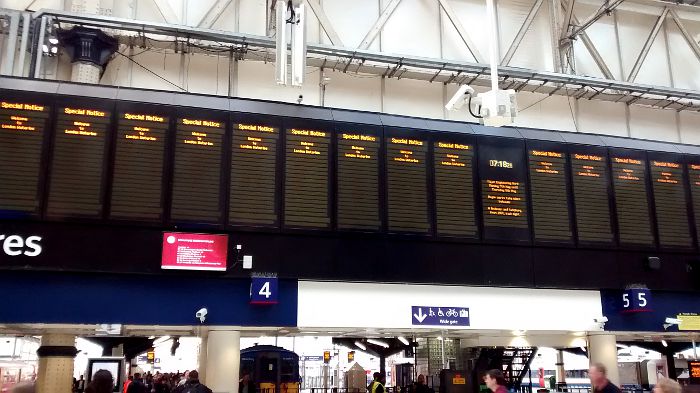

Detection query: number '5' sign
xmin=251 ymin=277 xmax=279 ymax=304
xmin=621 ymin=289 xmax=652 ymax=312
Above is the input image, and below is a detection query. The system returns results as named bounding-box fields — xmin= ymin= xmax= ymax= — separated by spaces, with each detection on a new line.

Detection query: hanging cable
xmin=468 ymin=94 xmax=483 ymax=118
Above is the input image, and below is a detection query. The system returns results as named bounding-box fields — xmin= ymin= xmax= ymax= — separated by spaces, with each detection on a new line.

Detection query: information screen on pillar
xmin=688 ymin=162 xmax=700 ymax=245
xmin=47 ymin=105 xmax=111 ymax=218
xmin=527 ymin=145 xmax=572 ymax=243
xmin=0 ymin=100 xmax=49 ymax=216
xmin=229 ymin=121 xmax=280 ymax=227
xmin=649 ymin=157 xmax=692 ymax=249
xmin=478 ymin=137 xmax=529 ymax=243
xmin=171 ymin=116 xmax=226 ymax=223
xmin=433 ymin=139 xmax=477 ymax=238
xmin=386 ymin=133 xmax=430 ymax=234
xmin=611 ymin=152 xmax=654 ymax=247
xmin=570 ymin=149 xmax=614 ymax=245
xmin=336 ymin=129 xmax=381 ymax=231
xmin=110 ymin=111 xmax=169 ymax=221
xmin=284 ymin=126 xmax=331 ymax=229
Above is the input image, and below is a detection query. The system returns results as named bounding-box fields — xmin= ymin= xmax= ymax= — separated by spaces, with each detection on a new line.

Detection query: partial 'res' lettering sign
xmin=0 ymin=234 xmax=42 ymax=257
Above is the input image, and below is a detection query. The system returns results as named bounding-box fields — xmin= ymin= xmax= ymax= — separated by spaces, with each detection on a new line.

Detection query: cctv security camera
xmin=196 ymin=308 xmax=208 ymax=323
xmin=445 ymin=85 xmax=476 ymax=111
xmin=665 ymin=317 xmax=682 ymax=325
xmin=594 ymin=317 xmax=609 ymax=323
xmin=297 ymin=94 xmax=303 ymax=104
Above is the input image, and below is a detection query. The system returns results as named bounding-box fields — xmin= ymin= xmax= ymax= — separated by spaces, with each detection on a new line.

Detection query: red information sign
xmin=161 ymin=232 xmax=228 ymax=271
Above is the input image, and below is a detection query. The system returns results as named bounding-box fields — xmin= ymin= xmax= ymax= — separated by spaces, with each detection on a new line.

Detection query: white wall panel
xmin=679 ymin=111 xmax=700 ymax=146
xmin=323 ymin=70 xmax=382 ymax=112
xmin=616 ymin=9 xmax=671 ymax=86
xmin=440 ymin=0 xmax=491 ymax=62
xmin=305 ymin=3 xmax=322 ymax=45
xmin=125 ymin=50 xmax=183 ymax=91
xmin=322 ymin=0 xmax=379 ymax=49
xmin=238 ymin=0 xmax=267 ymax=35
xmin=512 ymin=91 xmax=578 ymax=132
xmin=381 ymin=0 xmax=440 ymax=58
xmin=383 ymin=77 xmax=444 ymax=119
xmin=629 ymin=106 xmax=679 ymax=142
xmin=577 ymin=99 xmax=628 ymax=136
xmin=4 ymin=0 xmax=63 ymax=10
xmin=237 ymin=60 xmax=320 ymax=104
xmin=185 ymin=53 xmax=229 ymax=95
xmin=499 ymin=0 xmax=553 ymax=71
xmin=666 ymin=19 xmax=700 ymax=91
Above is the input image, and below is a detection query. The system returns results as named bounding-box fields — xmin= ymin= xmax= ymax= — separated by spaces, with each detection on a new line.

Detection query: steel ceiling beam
xmin=438 ymin=0 xmax=485 ymax=63
xmin=29 ymin=9 xmax=700 ymax=111
xmin=567 ymin=10 xmax=616 ymax=80
xmin=560 ymin=0 xmax=575 ymax=40
xmin=305 ymin=0 xmax=344 ymax=47
xmin=669 ymin=8 xmax=700 ymax=63
xmin=358 ymin=0 xmax=402 ymax=50
xmin=152 ymin=0 xmax=179 ymax=24
xmin=501 ymin=0 xmax=545 ymax=66
xmin=568 ymin=0 xmax=625 ymax=39
xmin=626 ymin=7 xmax=669 ymax=82
xmin=197 ymin=0 xmax=234 ymax=29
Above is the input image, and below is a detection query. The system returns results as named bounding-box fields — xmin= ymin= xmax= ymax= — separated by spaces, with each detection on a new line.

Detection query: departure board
xmin=433 ymin=141 xmax=477 ymax=238
xmin=47 ymin=106 xmax=111 ymax=218
xmin=0 ymin=100 xmax=49 ymax=215
xmin=528 ymin=148 xmax=572 ymax=243
xmin=110 ymin=112 xmax=169 ymax=220
xmin=688 ymin=163 xmax=700 ymax=243
xmin=171 ymin=117 xmax=225 ymax=223
xmin=284 ymin=127 xmax=331 ymax=229
xmin=337 ymin=131 xmax=380 ymax=230
xmin=611 ymin=155 xmax=654 ymax=247
xmin=570 ymin=152 xmax=613 ymax=244
xmin=478 ymin=139 xmax=529 ymax=242
xmin=229 ymin=122 xmax=279 ymax=226
xmin=386 ymin=135 xmax=430 ymax=233
xmin=650 ymin=159 xmax=692 ymax=248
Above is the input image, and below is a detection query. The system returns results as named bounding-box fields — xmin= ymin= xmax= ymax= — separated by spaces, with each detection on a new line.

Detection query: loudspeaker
xmin=647 ymin=256 xmax=661 ymax=270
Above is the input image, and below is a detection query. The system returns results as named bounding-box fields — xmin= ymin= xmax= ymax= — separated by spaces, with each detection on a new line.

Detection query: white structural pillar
xmin=198 ymin=331 xmax=209 ymax=383
xmin=203 ymin=330 xmax=240 ymax=393
xmin=588 ymin=334 xmax=620 ymax=386
xmin=36 ymin=334 xmax=77 ymax=393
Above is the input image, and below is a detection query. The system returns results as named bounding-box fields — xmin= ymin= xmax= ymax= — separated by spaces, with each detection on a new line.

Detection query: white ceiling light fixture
xmin=367 ymin=339 xmax=389 ymax=348
xmin=153 ymin=336 xmax=171 ymax=346
xmin=354 ymin=341 xmax=366 ymax=350
xmin=397 ymin=336 xmax=409 ymax=346
xmin=662 ymin=340 xmax=668 ymax=347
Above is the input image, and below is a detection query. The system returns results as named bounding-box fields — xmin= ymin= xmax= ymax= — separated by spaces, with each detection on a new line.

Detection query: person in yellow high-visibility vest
xmin=371 ymin=373 xmax=386 ymax=393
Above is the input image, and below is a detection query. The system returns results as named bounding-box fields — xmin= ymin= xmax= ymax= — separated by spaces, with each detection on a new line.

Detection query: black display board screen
xmin=610 ymin=151 xmax=654 ymax=247
xmin=336 ymin=127 xmax=381 ymax=231
xmin=527 ymin=143 xmax=572 ymax=243
xmin=478 ymin=137 xmax=529 ymax=243
xmin=649 ymin=156 xmax=692 ymax=248
xmin=433 ymin=138 xmax=477 ymax=238
xmin=689 ymin=161 xmax=700 ymax=248
xmin=229 ymin=119 xmax=280 ymax=227
xmin=385 ymin=131 xmax=430 ymax=234
xmin=47 ymin=105 xmax=111 ymax=218
xmin=570 ymin=149 xmax=614 ymax=245
xmin=0 ymin=100 xmax=49 ymax=216
xmin=284 ymin=125 xmax=331 ymax=229
xmin=171 ymin=115 xmax=226 ymax=223
xmin=110 ymin=110 xmax=169 ymax=221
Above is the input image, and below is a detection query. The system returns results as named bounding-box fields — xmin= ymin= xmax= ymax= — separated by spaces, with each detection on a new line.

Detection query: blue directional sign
xmin=412 ymin=306 xmax=470 ymax=326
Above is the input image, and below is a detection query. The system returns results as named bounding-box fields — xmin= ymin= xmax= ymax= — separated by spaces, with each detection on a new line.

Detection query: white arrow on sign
xmin=414 ymin=308 xmax=427 ymax=323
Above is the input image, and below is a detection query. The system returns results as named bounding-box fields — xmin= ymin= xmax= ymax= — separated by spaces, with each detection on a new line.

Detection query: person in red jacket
xmin=123 ymin=376 xmax=133 ymax=393
xmin=483 ymin=369 xmax=508 ymax=393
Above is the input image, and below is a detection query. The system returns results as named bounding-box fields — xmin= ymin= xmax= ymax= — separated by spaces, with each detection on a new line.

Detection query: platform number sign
xmin=250 ymin=276 xmax=278 ymax=304
xmin=621 ymin=288 xmax=652 ymax=313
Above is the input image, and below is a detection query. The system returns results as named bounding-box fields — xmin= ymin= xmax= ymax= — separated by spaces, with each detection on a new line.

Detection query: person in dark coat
xmin=172 ymin=371 xmax=212 ymax=393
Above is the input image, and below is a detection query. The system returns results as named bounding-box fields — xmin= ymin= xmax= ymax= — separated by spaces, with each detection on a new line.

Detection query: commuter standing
xmin=172 ymin=370 xmax=212 ymax=393
xmin=483 ymin=369 xmax=508 ymax=393
xmin=239 ymin=372 xmax=253 ymax=393
xmin=368 ymin=372 xmax=381 ymax=393
xmin=413 ymin=374 xmax=433 ymax=393
xmin=371 ymin=373 xmax=386 ymax=393
xmin=78 ymin=375 xmax=86 ymax=393
xmin=86 ymin=370 xmax=114 ymax=393
xmin=588 ymin=363 xmax=621 ymax=393
xmin=123 ymin=375 xmax=133 ymax=393
xmin=127 ymin=373 xmax=148 ymax=393
xmin=653 ymin=377 xmax=682 ymax=393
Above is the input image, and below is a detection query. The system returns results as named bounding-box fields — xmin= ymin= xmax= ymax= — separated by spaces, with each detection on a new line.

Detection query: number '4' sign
xmin=621 ymin=288 xmax=652 ymax=313
xmin=251 ymin=277 xmax=279 ymax=304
